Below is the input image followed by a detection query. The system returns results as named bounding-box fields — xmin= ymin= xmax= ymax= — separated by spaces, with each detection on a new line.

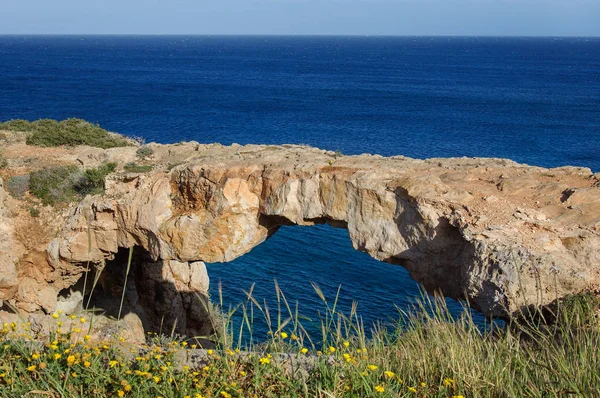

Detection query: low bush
xmin=29 ymin=163 xmax=117 ymax=205
xmin=0 ymin=119 xmax=35 ymax=132
xmin=136 ymin=145 xmax=154 ymax=159
xmin=29 ymin=165 xmax=81 ymax=205
xmin=6 ymin=175 xmax=30 ymax=198
xmin=124 ymin=162 xmax=153 ymax=173
xmin=29 ymin=207 xmax=40 ymax=217
xmin=75 ymin=162 xmax=117 ymax=196
xmin=0 ymin=118 xmax=130 ymax=149
xmin=0 ymin=153 xmax=7 ymax=169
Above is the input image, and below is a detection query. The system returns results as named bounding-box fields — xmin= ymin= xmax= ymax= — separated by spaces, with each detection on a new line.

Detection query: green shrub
xmin=0 ymin=118 xmax=131 ymax=149
xmin=75 ymin=162 xmax=117 ymax=196
xmin=0 ymin=119 xmax=35 ymax=132
xmin=136 ymin=145 xmax=154 ymax=159
xmin=6 ymin=175 xmax=30 ymax=198
xmin=0 ymin=153 xmax=7 ymax=169
xmin=29 ymin=163 xmax=118 ymax=205
xmin=29 ymin=207 xmax=40 ymax=217
xmin=29 ymin=165 xmax=81 ymax=205
xmin=124 ymin=162 xmax=153 ymax=173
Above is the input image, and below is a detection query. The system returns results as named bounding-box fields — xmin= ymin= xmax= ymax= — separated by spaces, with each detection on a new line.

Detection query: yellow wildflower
xmin=109 ymin=360 xmax=118 ymax=368
xmin=51 ymin=313 xmax=59 ymax=319
xmin=259 ymin=356 xmax=271 ymax=365
xmin=385 ymin=371 xmax=395 ymax=378
xmin=27 ymin=365 xmax=36 ymax=372
xmin=375 ymin=385 xmax=385 ymax=393
xmin=408 ymin=386 xmax=417 ymax=393
xmin=343 ymin=341 xmax=350 ymax=347
xmin=31 ymin=353 xmax=40 ymax=360
xmin=54 ymin=354 xmax=62 ymax=360
xmin=39 ymin=362 xmax=47 ymax=370
xmin=84 ymin=361 xmax=91 ymax=368
xmin=328 ymin=346 xmax=336 ymax=353
xmin=421 ymin=382 xmax=427 ymax=387
xmin=280 ymin=332 xmax=289 ymax=339
xmin=117 ymin=390 xmax=125 ymax=397
xmin=444 ymin=378 xmax=455 ymax=386
xmin=66 ymin=355 xmax=76 ymax=365
xmin=300 ymin=348 xmax=308 ymax=354
xmin=368 ymin=364 xmax=378 ymax=371
xmin=80 ymin=317 xmax=86 ymax=323
xmin=124 ymin=385 xmax=131 ymax=392
xmin=153 ymin=376 xmax=160 ymax=383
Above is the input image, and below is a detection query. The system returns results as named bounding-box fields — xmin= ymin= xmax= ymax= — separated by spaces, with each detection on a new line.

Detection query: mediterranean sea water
xmin=1 ymin=36 xmax=599 ymax=334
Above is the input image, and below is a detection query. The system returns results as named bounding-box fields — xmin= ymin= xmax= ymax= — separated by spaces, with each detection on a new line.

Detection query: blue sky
xmin=2 ymin=0 xmax=599 ymax=36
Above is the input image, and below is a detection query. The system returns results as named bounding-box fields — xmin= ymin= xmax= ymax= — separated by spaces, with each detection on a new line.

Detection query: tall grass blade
xmin=117 ymin=246 xmax=133 ymax=321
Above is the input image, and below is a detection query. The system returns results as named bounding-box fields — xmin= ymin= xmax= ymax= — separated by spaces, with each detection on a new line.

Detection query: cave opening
xmin=64 ymin=246 xmax=213 ymax=343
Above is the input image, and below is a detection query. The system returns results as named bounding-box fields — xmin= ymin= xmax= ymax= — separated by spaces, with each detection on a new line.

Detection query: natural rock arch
xmin=48 ymin=144 xmax=600 ymax=323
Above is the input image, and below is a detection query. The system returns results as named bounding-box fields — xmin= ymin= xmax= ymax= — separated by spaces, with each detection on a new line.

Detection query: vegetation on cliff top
xmin=0 ymin=118 xmax=130 ymax=149
xmin=1 ymin=285 xmax=599 ymax=397
xmin=27 ymin=162 xmax=117 ymax=205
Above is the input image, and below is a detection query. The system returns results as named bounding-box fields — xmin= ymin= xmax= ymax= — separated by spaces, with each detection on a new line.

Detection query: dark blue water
xmin=1 ymin=36 xmax=599 ymax=335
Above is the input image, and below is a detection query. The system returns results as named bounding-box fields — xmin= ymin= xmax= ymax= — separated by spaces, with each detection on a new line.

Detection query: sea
xmin=1 ymin=36 xmax=599 ymax=337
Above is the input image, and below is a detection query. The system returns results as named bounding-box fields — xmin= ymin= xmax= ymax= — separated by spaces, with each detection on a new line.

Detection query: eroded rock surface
xmin=1 ymin=135 xmax=599 ymax=327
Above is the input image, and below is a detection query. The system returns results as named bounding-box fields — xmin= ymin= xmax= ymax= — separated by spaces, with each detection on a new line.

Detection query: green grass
xmin=0 ymin=118 xmax=130 ymax=149
xmin=1 ymin=283 xmax=598 ymax=398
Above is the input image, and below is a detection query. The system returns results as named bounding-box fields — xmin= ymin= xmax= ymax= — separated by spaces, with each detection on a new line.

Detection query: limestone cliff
xmin=1 ymin=137 xmax=599 ymax=330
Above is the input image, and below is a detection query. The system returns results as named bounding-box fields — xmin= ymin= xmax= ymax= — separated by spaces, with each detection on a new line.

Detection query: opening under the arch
xmin=206 ymin=223 xmax=490 ymax=342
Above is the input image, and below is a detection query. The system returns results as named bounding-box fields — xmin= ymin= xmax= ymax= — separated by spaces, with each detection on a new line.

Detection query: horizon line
xmin=1 ymin=33 xmax=599 ymax=39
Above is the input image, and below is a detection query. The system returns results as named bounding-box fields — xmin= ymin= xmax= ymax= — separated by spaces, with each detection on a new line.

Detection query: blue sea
xmin=1 ymin=36 xmax=599 ymax=335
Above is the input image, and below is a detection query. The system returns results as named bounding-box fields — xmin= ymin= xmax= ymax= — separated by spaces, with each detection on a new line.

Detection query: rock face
xmin=1 ymin=139 xmax=600 ymax=329
xmin=0 ymin=177 xmax=23 ymax=301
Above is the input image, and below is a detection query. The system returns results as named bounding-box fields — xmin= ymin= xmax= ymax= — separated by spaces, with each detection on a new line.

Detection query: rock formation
xmin=1 ymin=134 xmax=599 ymax=335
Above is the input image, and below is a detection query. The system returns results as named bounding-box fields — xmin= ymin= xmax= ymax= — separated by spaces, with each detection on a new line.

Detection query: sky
xmin=1 ymin=0 xmax=599 ymax=36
